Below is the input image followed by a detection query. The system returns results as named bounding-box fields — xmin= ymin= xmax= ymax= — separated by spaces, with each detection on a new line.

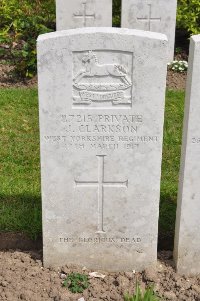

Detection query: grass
xmin=124 ymin=283 xmax=160 ymax=301
xmin=0 ymin=88 xmax=41 ymax=239
xmin=159 ymin=90 xmax=185 ymax=237
xmin=0 ymin=88 xmax=185 ymax=241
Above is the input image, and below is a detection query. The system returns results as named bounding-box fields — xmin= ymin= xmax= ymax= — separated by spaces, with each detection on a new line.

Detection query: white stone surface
xmin=37 ymin=27 xmax=168 ymax=271
xmin=174 ymin=35 xmax=200 ymax=276
xmin=56 ymin=0 xmax=112 ymax=30
xmin=121 ymin=0 xmax=177 ymax=61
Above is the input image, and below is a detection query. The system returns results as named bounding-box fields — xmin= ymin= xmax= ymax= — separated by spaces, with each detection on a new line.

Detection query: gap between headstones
xmin=113 ymin=0 xmax=122 ymax=27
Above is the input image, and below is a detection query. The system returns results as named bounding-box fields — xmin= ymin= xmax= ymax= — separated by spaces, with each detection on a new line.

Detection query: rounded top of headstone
xmin=191 ymin=34 xmax=200 ymax=43
xmin=37 ymin=27 xmax=168 ymax=43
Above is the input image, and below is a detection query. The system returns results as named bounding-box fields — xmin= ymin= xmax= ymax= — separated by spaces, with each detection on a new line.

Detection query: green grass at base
xmin=0 ymin=88 xmax=185 ymax=240
xmin=160 ymin=90 xmax=185 ymax=236
xmin=0 ymin=88 xmax=41 ymax=239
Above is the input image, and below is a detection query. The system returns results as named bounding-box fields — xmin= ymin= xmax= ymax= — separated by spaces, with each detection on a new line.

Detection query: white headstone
xmin=121 ymin=0 xmax=177 ymax=61
xmin=56 ymin=0 xmax=112 ymax=30
xmin=37 ymin=27 xmax=168 ymax=271
xmin=174 ymin=35 xmax=200 ymax=276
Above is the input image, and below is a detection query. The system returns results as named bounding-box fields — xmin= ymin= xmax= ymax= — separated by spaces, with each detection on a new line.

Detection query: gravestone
xmin=56 ymin=0 xmax=112 ymax=30
xmin=174 ymin=35 xmax=200 ymax=276
xmin=121 ymin=0 xmax=177 ymax=61
xmin=37 ymin=27 xmax=168 ymax=271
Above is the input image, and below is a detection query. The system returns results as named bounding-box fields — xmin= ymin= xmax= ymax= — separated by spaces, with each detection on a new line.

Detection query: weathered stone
xmin=121 ymin=0 xmax=177 ymax=61
xmin=37 ymin=27 xmax=167 ymax=271
xmin=174 ymin=35 xmax=200 ymax=276
xmin=56 ymin=0 xmax=112 ymax=30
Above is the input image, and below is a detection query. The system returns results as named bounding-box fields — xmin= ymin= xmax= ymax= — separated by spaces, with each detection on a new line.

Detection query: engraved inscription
xmin=73 ymin=51 xmax=133 ymax=107
xmin=73 ymin=0 xmax=95 ymax=27
xmin=74 ymin=155 xmax=128 ymax=233
xmin=44 ymin=113 xmax=159 ymax=151
xmin=59 ymin=237 xmax=142 ymax=243
xmin=192 ymin=137 xmax=200 ymax=144
xmin=137 ymin=4 xmax=161 ymax=31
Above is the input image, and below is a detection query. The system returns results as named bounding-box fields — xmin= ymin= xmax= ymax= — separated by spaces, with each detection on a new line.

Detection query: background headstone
xmin=37 ymin=27 xmax=167 ymax=271
xmin=121 ymin=0 xmax=177 ymax=61
xmin=56 ymin=0 xmax=112 ymax=30
xmin=174 ymin=35 xmax=200 ymax=276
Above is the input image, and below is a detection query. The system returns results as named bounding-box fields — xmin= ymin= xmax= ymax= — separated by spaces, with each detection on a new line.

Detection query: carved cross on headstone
xmin=73 ymin=0 xmax=95 ymax=27
xmin=75 ymin=155 xmax=128 ymax=234
xmin=137 ymin=4 xmax=161 ymax=31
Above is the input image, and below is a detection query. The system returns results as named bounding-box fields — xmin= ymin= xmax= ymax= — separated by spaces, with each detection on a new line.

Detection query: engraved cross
xmin=73 ymin=0 xmax=95 ymax=27
xmin=74 ymin=155 xmax=128 ymax=234
xmin=137 ymin=4 xmax=161 ymax=31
